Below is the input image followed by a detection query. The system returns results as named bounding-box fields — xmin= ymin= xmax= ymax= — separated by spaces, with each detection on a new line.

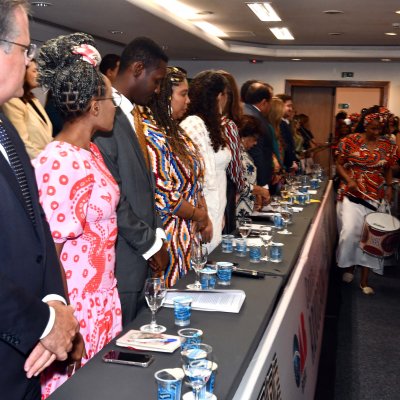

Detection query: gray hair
xmin=0 ymin=0 xmax=30 ymax=52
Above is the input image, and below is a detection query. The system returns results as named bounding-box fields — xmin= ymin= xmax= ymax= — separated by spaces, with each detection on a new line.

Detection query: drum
xmin=360 ymin=212 xmax=400 ymax=258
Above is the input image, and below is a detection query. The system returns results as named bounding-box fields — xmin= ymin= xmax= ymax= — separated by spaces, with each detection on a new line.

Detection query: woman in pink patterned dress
xmin=33 ymin=33 xmax=122 ymax=397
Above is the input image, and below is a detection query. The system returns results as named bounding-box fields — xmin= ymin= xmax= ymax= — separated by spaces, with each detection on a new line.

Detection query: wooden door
xmin=292 ymin=86 xmax=335 ymax=173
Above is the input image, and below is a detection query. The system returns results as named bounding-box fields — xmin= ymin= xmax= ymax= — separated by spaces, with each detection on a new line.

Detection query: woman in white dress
xmin=181 ymin=71 xmax=231 ymax=252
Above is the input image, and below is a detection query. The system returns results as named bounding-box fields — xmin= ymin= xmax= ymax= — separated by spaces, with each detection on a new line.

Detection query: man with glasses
xmin=94 ymin=37 xmax=169 ymax=326
xmin=0 ymin=1 xmax=78 ymax=398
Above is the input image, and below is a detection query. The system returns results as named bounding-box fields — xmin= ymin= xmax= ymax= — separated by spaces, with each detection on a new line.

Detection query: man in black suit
xmin=94 ymin=37 xmax=169 ymax=326
xmin=243 ymin=82 xmax=273 ymax=201
xmin=0 ymin=1 xmax=78 ymax=399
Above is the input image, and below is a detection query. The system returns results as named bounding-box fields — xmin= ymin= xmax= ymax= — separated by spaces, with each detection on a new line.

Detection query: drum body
xmin=360 ymin=212 xmax=400 ymax=258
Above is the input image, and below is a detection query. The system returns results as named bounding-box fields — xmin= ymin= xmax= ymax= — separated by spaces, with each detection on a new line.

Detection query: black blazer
xmin=243 ymin=104 xmax=274 ymax=186
xmin=0 ymin=113 xmax=64 ymax=400
xmin=93 ymin=108 xmax=162 ymax=306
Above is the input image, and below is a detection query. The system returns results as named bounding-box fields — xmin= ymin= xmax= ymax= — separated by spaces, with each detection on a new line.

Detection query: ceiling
xmin=29 ymin=0 xmax=400 ymax=62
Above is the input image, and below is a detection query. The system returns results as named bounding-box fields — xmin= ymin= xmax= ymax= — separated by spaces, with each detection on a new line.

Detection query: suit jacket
xmin=0 ymin=113 xmax=64 ymax=400
xmin=243 ymin=104 xmax=274 ymax=186
xmin=2 ymin=97 xmax=53 ymax=159
xmin=280 ymin=119 xmax=298 ymax=171
xmin=93 ymin=108 xmax=162 ymax=297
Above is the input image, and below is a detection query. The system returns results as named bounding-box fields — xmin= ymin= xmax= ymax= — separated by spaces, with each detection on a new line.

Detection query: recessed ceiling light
xmin=381 ymin=58 xmax=392 ymax=62
xmin=329 ymin=32 xmax=343 ymax=36
xmin=194 ymin=21 xmax=228 ymax=37
xmin=247 ymin=2 xmax=281 ymax=22
xmin=109 ymin=30 xmax=124 ymax=35
xmin=270 ymin=27 xmax=294 ymax=40
xmin=155 ymin=0 xmax=198 ymax=19
xmin=31 ymin=1 xmax=53 ymax=6
xmin=323 ymin=10 xmax=344 ymax=15
xmin=385 ymin=32 xmax=397 ymax=36
xmin=291 ymin=58 xmax=301 ymax=61
xmin=395 ymin=10 xmax=400 ymax=14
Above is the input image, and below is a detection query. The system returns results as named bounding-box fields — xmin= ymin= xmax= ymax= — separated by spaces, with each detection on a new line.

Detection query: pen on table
xmin=132 ymin=338 xmax=177 ymax=343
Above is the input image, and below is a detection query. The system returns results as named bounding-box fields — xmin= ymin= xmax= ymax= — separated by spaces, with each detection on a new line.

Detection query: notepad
xmin=164 ymin=290 xmax=246 ymax=313
xmin=116 ymin=330 xmax=181 ymax=353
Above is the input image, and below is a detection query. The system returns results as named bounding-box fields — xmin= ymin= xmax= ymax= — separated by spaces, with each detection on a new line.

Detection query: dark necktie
xmin=0 ymin=119 xmax=36 ymax=224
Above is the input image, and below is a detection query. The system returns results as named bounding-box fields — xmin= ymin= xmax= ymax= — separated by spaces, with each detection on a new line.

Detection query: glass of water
xmin=238 ymin=217 xmax=252 ymax=238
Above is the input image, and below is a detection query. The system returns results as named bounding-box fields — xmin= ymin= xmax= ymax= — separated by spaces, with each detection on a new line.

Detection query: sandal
xmin=360 ymin=284 xmax=375 ymax=295
xmin=342 ymin=272 xmax=354 ymax=283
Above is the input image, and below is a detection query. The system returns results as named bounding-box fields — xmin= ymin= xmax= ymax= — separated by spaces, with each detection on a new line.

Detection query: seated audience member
xmin=34 ymin=32 xmax=122 ymax=397
xmin=99 ymin=53 xmax=120 ymax=84
xmin=236 ymin=115 xmax=270 ymax=218
xmin=146 ymin=67 xmax=210 ymax=287
xmin=181 ymin=70 xmax=231 ymax=252
xmin=2 ymin=58 xmax=52 ymax=158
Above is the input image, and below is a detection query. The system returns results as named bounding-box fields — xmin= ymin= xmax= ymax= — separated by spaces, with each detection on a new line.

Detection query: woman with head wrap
xmin=33 ymin=33 xmax=122 ymax=396
xmin=145 ymin=67 xmax=210 ymax=287
xmin=336 ymin=106 xmax=398 ymax=295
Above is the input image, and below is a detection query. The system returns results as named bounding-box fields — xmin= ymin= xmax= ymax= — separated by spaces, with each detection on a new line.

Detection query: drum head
xmin=365 ymin=212 xmax=400 ymax=233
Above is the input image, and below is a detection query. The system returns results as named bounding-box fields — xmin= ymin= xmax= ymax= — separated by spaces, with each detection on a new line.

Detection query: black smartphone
xmin=102 ymin=350 xmax=154 ymax=367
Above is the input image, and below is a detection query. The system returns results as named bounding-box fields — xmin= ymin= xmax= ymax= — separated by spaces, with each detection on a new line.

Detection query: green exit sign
xmin=338 ymin=103 xmax=350 ymax=109
xmin=341 ymin=72 xmax=354 ymax=78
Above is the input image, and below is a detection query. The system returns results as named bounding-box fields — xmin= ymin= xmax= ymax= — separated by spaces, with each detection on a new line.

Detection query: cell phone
xmin=102 ymin=350 xmax=154 ymax=367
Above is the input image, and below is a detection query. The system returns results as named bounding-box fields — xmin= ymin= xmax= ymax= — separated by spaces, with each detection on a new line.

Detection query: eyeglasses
xmin=0 ymin=39 xmax=36 ymax=61
xmin=96 ymin=92 xmax=122 ymax=108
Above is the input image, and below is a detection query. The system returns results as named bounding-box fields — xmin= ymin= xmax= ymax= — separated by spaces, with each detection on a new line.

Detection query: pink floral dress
xmin=33 ymin=141 xmax=122 ymax=398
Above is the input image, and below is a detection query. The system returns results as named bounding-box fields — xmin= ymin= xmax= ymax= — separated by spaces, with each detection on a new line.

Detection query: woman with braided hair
xmin=33 ymin=33 xmax=122 ymax=397
xmin=336 ymin=106 xmax=397 ymax=295
xmin=145 ymin=67 xmax=210 ymax=287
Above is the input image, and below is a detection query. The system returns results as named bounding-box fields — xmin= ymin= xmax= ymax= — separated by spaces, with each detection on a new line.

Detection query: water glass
xmin=269 ymin=242 xmax=284 ymax=263
xmin=199 ymin=361 xmax=218 ymax=399
xmin=173 ymin=296 xmax=193 ymax=327
xmin=297 ymin=193 xmax=307 ymax=205
xmin=140 ymin=277 xmax=166 ymax=333
xmin=200 ymin=265 xmax=217 ymax=289
xmin=310 ymin=178 xmax=319 ymax=190
xmin=249 ymin=244 xmax=262 ymax=263
xmin=235 ymin=238 xmax=247 ymax=257
xmin=273 ymin=214 xmax=284 ymax=230
xmin=221 ymin=234 xmax=234 ymax=253
xmin=155 ymin=368 xmax=184 ymax=400
xmin=178 ymin=328 xmax=203 ymax=351
xmin=216 ymin=261 xmax=233 ymax=285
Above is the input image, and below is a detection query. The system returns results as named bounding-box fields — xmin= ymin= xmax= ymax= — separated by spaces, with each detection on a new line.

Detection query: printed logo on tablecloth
xmin=257 ymin=353 xmax=282 ymax=400
xmin=293 ymin=312 xmax=308 ymax=392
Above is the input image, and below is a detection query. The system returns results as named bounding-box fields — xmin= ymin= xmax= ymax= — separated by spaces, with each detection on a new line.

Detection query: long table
xmin=50 ymin=181 xmax=336 ymax=400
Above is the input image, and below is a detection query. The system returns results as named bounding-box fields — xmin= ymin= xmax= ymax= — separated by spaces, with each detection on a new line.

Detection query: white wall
xmin=171 ymin=60 xmax=400 ymax=114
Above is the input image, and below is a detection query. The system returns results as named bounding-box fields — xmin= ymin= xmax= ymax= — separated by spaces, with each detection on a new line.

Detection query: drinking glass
xmin=181 ymin=343 xmax=214 ymax=400
xmin=238 ymin=217 xmax=252 ymax=238
xmin=187 ymin=240 xmax=208 ymax=290
xmin=140 ymin=277 xmax=167 ymax=333
xmin=278 ymin=206 xmax=293 ymax=235
xmin=260 ymin=227 xmax=273 ymax=261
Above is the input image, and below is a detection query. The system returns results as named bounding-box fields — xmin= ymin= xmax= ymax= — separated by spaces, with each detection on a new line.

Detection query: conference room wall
xmin=172 ymin=60 xmax=400 ymax=113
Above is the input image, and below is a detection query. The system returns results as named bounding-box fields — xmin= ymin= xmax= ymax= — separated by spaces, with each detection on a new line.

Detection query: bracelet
xmin=189 ymin=207 xmax=196 ymax=220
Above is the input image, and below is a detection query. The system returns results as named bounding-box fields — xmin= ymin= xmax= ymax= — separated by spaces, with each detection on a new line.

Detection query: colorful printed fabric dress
xmin=145 ymin=118 xmax=204 ymax=287
xmin=33 ymin=141 xmax=122 ymax=397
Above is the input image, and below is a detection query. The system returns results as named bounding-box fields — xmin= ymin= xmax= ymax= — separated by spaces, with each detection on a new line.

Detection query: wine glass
xmin=187 ymin=240 xmax=208 ymax=290
xmin=238 ymin=217 xmax=252 ymax=238
xmin=181 ymin=343 xmax=214 ymax=400
xmin=278 ymin=206 xmax=293 ymax=235
xmin=140 ymin=277 xmax=167 ymax=333
xmin=260 ymin=227 xmax=273 ymax=261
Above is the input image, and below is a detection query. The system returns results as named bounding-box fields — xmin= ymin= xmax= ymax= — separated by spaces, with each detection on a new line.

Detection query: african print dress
xmin=33 ymin=141 xmax=122 ymax=398
xmin=144 ymin=118 xmax=204 ymax=287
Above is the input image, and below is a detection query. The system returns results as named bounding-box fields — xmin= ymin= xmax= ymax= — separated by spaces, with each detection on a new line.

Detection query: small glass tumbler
xmin=249 ymin=244 xmax=262 ymax=263
xmin=310 ymin=178 xmax=319 ymax=190
xmin=221 ymin=234 xmax=234 ymax=253
xmin=155 ymin=368 xmax=184 ymax=400
xmin=297 ymin=193 xmax=307 ymax=205
xmin=200 ymin=265 xmax=217 ymax=290
xmin=178 ymin=328 xmax=203 ymax=351
xmin=173 ymin=296 xmax=193 ymax=327
xmin=269 ymin=242 xmax=284 ymax=263
xmin=273 ymin=214 xmax=284 ymax=230
xmin=235 ymin=238 xmax=247 ymax=257
xmin=216 ymin=261 xmax=233 ymax=285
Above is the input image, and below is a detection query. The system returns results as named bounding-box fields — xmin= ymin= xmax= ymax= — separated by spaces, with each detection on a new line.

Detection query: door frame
xmin=285 ymin=80 xmax=390 ymax=106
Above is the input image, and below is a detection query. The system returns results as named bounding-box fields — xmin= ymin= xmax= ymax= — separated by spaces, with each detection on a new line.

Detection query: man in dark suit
xmin=94 ymin=37 xmax=169 ymax=326
xmin=243 ymin=82 xmax=273 ymax=202
xmin=0 ymin=1 xmax=78 ymax=398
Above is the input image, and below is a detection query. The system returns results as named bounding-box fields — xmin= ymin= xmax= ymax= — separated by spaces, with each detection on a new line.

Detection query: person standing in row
xmin=0 ymin=1 xmax=78 ymax=398
xmin=181 ymin=70 xmax=231 ymax=252
xmin=93 ymin=37 xmax=169 ymax=326
xmin=146 ymin=67 xmax=210 ymax=287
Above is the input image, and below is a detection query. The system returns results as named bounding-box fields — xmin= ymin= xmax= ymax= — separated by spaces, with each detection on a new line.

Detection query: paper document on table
xmin=165 ymin=290 xmax=246 ymax=313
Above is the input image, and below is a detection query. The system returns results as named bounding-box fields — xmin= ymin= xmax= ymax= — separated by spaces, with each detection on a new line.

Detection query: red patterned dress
xmin=33 ymin=141 xmax=122 ymax=398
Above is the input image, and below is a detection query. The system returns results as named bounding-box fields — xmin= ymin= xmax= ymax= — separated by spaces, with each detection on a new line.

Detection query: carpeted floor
xmin=316 ymin=260 xmax=400 ymax=400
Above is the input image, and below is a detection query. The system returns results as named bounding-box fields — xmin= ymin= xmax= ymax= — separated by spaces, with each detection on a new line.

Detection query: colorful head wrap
xmin=364 ymin=106 xmax=390 ymax=126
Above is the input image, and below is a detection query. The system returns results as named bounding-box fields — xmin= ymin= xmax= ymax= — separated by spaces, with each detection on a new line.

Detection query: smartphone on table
xmin=102 ymin=350 xmax=154 ymax=367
